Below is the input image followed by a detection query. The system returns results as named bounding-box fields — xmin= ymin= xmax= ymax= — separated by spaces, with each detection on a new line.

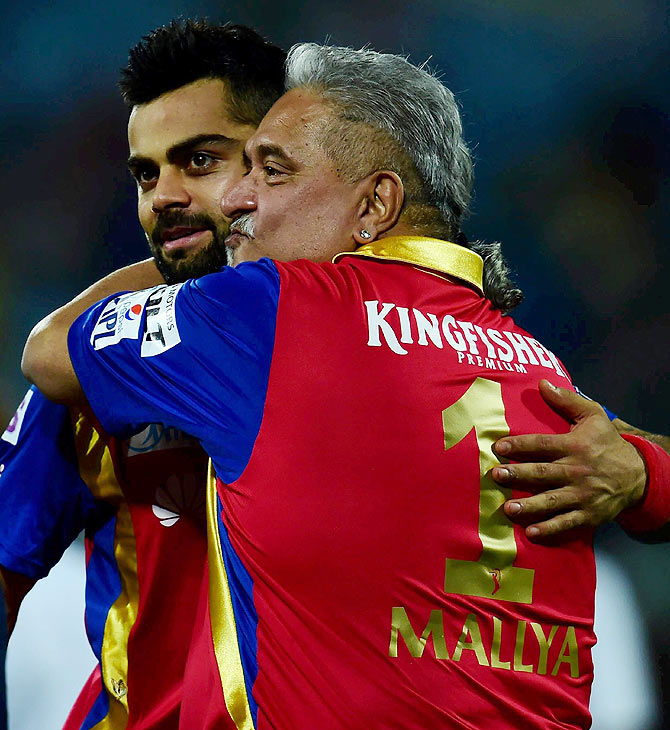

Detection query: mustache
xmin=151 ymin=211 xmax=218 ymax=246
xmin=229 ymin=213 xmax=255 ymax=238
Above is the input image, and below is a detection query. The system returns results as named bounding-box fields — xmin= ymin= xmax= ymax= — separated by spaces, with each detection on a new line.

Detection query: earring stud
xmin=360 ymin=229 xmax=372 ymax=240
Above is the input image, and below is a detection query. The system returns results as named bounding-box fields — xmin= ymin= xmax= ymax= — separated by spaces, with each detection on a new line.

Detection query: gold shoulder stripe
xmin=206 ymin=460 xmax=255 ymax=730
xmin=332 ymin=236 xmax=483 ymax=293
xmin=71 ymin=411 xmax=137 ymax=729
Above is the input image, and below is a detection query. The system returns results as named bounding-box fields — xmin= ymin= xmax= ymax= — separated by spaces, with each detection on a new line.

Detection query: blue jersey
xmin=0 ymin=387 xmax=208 ymax=729
xmin=0 ymin=388 xmax=107 ymax=579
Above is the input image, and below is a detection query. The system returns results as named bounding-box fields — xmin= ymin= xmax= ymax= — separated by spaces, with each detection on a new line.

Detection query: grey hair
xmin=470 ymin=241 xmax=524 ymax=314
xmin=284 ymin=43 xmax=473 ymax=238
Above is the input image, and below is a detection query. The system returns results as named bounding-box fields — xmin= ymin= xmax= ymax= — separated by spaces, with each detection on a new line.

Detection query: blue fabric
xmin=216 ymin=494 xmax=259 ymax=724
xmin=0 ymin=387 xmax=107 ymax=580
xmin=0 ymin=595 xmax=5 ymax=730
xmin=80 ymin=516 xmax=120 ymax=728
xmin=68 ymin=260 xmax=280 ymax=484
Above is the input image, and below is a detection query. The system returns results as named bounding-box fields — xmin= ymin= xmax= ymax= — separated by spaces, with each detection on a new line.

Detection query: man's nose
xmin=151 ymin=168 xmax=190 ymax=212
xmin=221 ymin=174 xmax=256 ymax=220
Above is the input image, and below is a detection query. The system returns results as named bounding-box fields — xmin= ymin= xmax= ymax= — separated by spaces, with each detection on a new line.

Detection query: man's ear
xmin=352 ymin=171 xmax=404 ymax=245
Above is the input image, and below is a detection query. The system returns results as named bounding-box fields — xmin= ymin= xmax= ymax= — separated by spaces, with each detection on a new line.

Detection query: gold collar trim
xmin=332 ymin=236 xmax=483 ymax=293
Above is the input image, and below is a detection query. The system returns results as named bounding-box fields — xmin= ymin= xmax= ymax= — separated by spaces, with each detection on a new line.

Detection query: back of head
xmin=120 ymin=19 xmax=286 ymax=126
xmin=285 ymin=43 xmax=523 ymax=313
xmin=284 ymin=43 xmax=473 ymax=241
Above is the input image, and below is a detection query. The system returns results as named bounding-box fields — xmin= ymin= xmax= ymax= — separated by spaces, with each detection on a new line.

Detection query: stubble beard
xmin=148 ymin=211 xmax=230 ymax=284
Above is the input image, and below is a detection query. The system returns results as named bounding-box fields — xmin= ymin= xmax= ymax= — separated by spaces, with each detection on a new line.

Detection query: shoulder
xmin=186 ymin=258 xmax=280 ymax=302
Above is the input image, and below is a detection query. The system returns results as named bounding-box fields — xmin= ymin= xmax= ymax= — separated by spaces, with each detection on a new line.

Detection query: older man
xmin=23 ymin=42 xmax=667 ymax=730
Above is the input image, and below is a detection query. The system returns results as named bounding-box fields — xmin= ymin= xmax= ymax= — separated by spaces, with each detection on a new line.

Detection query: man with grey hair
xmin=23 ymin=42 xmax=661 ymax=729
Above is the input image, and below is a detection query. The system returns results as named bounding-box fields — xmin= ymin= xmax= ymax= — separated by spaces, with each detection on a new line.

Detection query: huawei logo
xmin=152 ymin=473 xmax=206 ymax=526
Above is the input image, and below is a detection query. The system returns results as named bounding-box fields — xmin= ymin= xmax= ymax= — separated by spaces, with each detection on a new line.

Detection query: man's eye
xmin=188 ymin=152 xmax=215 ymax=170
xmin=133 ymin=168 xmax=157 ymax=187
xmin=263 ymin=165 xmax=282 ymax=178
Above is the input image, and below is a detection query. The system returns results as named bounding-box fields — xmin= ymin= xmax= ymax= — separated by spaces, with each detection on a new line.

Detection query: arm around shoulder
xmin=22 ymin=259 xmax=164 ymax=404
xmin=22 ymin=308 xmax=82 ymax=404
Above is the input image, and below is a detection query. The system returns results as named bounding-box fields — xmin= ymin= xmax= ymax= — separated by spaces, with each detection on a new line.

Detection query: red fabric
xmin=62 ymin=667 xmax=101 ymax=730
xmin=179 ymin=562 xmax=237 ymax=730
xmin=182 ymin=256 xmax=596 ymax=729
xmin=617 ymin=434 xmax=670 ymax=532
xmin=121 ymin=444 xmax=208 ymax=729
xmin=70 ymin=434 xmax=208 ymax=729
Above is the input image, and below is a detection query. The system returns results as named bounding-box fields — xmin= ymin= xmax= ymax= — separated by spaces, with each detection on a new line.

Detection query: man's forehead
xmin=127 ymin=78 xmax=251 ymax=153
xmin=246 ymin=87 xmax=332 ymax=158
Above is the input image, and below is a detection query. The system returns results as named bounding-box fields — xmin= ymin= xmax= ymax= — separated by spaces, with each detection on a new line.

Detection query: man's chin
xmin=152 ymin=241 xmax=229 ymax=283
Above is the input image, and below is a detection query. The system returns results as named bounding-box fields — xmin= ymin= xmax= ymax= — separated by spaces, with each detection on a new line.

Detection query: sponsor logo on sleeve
xmin=125 ymin=423 xmax=197 ymax=457
xmin=1 ymin=389 xmax=35 ymax=445
xmin=141 ymin=283 xmax=183 ymax=358
xmin=90 ymin=289 xmax=157 ymax=351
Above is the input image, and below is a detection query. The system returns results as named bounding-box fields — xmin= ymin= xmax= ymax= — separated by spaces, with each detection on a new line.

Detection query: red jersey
xmin=70 ymin=237 xmax=596 ymax=729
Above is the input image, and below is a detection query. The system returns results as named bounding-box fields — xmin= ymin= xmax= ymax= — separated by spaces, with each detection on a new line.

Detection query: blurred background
xmin=0 ymin=0 xmax=667 ymax=727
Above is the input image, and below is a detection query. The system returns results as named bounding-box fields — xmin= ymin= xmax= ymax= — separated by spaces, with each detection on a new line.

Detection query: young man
xmin=24 ymin=43 xmax=667 ymax=729
xmin=0 ymin=20 xmax=285 ymax=729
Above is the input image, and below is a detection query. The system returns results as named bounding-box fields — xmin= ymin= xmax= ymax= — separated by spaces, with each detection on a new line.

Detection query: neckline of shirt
xmin=332 ymin=236 xmax=483 ymax=294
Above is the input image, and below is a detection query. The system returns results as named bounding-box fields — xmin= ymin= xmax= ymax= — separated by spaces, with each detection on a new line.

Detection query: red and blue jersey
xmin=0 ymin=388 xmax=208 ymax=729
xmin=69 ymin=236 xmax=596 ymax=729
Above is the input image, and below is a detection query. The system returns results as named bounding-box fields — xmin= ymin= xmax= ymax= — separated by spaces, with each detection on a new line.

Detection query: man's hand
xmin=491 ymin=380 xmax=648 ymax=541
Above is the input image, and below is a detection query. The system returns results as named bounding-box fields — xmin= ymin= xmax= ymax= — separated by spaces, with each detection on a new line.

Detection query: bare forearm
xmin=22 ymin=259 xmax=163 ymax=403
xmin=614 ymin=418 xmax=670 ymax=453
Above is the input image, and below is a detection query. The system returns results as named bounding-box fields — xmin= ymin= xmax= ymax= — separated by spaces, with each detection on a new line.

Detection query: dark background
xmin=0 ymin=0 xmax=667 ymax=725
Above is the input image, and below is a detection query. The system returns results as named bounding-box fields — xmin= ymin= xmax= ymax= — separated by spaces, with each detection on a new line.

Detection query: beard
xmin=148 ymin=211 xmax=230 ymax=284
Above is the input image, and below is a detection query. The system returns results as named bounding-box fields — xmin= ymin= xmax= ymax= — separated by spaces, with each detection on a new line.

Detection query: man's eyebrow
xmin=255 ymin=143 xmax=293 ymax=164
xmin=166 ymin=134 xmax=238 ymax=162
xmin=127 ymin=134 xmax=238 ymax=169
xmin=126 ymin=154 xmax=152 ymax=172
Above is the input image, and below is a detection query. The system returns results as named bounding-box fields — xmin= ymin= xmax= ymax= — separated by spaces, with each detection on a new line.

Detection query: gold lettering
xmin=551 ymin=626 xmax=580 ymax=678
xmin=513 ymin=620 xmax=533 ymax=673
xmin=442 ymin=379 xmax=534 ymax=604
xmin=389 ymin=607 xmax=448 ymax=659
xmin=452 ymin=613 xmax=489 ymax=666
xmin=531 ymin=623 xmax=559 ymax=675
xmin=491 ymin=616 xmax=511 ymax=670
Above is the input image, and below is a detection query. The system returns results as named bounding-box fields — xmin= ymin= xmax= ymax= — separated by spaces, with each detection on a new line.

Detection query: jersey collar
xmin=332 ymin=236 xmax=483 ymax=294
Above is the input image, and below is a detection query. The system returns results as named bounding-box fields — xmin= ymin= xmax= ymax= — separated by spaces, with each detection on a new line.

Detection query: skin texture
xmin=22 ymin=79 xmax=261 ymax=403
xmin=493 ymin=380 xmax=659 ymax=540
xmin=614 ymin=419 xmax=670 ymax=453
xmin=222 ymin=88 xmax=407 ymax=265
xmin=128 ymin=78 xmax=256 ymax=282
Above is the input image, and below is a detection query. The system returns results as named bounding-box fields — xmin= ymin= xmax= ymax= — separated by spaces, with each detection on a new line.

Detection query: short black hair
xmin=119 ymin=19 xmax=286 ymax=126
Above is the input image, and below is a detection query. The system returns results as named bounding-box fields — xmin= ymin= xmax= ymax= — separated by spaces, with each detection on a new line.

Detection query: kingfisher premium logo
xmin=364 ymin=300 xmax=568 ymax=379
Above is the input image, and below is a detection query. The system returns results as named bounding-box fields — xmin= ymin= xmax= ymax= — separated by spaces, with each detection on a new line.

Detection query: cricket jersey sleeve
xmin=0 ymin=387 xmax=108 ymax=579
xmin=68 ymin=259 xmax=280 ymax=483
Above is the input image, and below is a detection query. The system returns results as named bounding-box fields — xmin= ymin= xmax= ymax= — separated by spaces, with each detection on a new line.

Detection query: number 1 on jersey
xmin=442 ymin=377 xmax=534 ymax=604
